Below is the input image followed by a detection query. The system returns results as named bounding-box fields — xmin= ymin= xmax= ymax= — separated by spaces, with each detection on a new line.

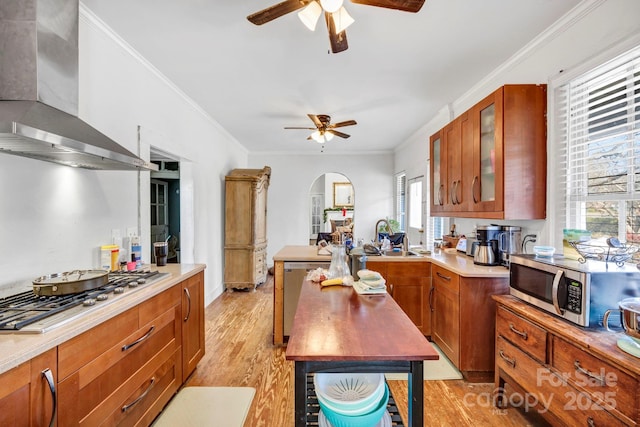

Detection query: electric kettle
xmin=474 ymin=240 xmax=499 ymax=266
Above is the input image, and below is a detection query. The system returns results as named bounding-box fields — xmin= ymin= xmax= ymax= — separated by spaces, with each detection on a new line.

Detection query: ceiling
xmin=81 ymin=0 xmax=582 ymax=155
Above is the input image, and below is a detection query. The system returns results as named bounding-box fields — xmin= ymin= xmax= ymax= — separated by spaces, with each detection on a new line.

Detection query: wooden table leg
xmin=294 ymin=362 xmax=307 ymax=426
xmin=408 ymin=361 xmax=424 ymax=427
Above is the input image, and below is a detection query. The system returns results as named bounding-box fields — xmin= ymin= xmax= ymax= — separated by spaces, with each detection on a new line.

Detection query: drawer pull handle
xmin=499 ymin=350 xmax=516 ymax=368
xmin=41 ymin=368 xmax=57 ymax=427
xmin=574 ymin=361 xmax=605 ymax=386
xmin=122 ymin=326 xmax=155 ymax=351
xmin=472 ymin=176 xmax=479 ymax=204
xmin=508 ymin=323 xmax=528 ymax=340
xmin=587 ymin=416 xmax=596 ymax=427
xmin=436 ymin=272 xmax=451 ymax=281
xmin=184 ymin=287 xmax=192 ymax=322
xmin=429 ymin=286 xmax=435 ymax=312
xmin=122 ymin=377 xmax=155 ymax=413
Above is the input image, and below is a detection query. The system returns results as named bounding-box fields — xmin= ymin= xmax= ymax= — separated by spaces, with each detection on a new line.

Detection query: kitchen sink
xmin=381 ymin=250 xmax=422 ymax=257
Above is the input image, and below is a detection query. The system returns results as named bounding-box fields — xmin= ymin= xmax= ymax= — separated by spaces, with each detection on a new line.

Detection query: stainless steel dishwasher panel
xmin=283 ymin=261 xmax=329 ymax=337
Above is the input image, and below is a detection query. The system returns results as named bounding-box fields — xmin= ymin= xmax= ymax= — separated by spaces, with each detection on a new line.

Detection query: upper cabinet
xmin=430 ymin=84 xmax=547 ymax=219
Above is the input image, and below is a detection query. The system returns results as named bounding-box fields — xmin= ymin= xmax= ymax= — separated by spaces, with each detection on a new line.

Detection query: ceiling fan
xmin=247 ymin=0 xmax=425 ymax=53
xmin=285 ymin=114 xmax=357 ymax=143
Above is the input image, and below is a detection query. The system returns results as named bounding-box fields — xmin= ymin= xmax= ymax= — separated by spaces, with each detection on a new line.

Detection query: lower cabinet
xmin=57 ymin=286 xmax=182 ymax=426
xmin=431 ymin=265 xmax=460 ymax=366
xmin=0 ymin=270 xmax=206 ymax=427
xmin=0 ymin=348 xmax=57 ymax=427
xmin=181 ymin=271 xmax=205 ymax=382
xmin=431 ymin=264 xmax=509 ymax=381
xmin=495 ymin=296 xmax=639 ymax=426
xmin=365 ymin=260 xmax=432 ymax=336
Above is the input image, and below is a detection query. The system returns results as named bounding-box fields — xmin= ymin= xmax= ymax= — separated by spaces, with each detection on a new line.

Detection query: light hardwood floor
xmin=185 ymin=274 xmax=549 ymax=426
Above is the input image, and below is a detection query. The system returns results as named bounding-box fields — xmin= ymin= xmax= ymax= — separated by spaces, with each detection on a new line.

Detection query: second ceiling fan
xmin=247 ymin=0 xmax=425 ymax=53
xmin=285 ymin=114 xmax=357 ymax=143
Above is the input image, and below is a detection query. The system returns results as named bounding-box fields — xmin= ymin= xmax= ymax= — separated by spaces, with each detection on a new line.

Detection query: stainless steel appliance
xmin=474 ymin=225 xmax=500 ymax=266
xmin=0 ymin=269 xmax=169 ymax=333
xmin=509 ymin=254 xmax=640 ymax=328
xmin=283 ymin=261 xmax=329 ymax=337
xmin=498 ymin=225 xmax=522 ymax=267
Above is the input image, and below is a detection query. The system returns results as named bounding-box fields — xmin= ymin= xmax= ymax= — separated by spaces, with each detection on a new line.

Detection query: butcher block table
xmin=286 ymin=279 xmax=438 ymax=426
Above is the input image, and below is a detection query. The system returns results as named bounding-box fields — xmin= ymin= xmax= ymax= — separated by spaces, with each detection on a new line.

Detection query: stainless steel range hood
xmin=0 ymin=0 xmax=157 ymax=171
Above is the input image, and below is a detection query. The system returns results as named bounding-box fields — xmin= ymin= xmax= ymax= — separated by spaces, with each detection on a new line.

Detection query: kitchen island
xmin=273 ymin=245 xmax=509 ymax=381
xmin=286 ymin=278 xmax=438 ymax=426
xmin=0 ymin=263 xmax=205 ymax=426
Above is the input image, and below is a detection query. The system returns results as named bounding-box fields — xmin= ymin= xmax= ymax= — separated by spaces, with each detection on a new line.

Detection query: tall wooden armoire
xmin=224 ymin=166 xmax=271 ymax=290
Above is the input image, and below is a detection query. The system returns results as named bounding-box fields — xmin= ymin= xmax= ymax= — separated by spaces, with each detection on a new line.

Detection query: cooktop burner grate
xmin=0 ymin=270 xmax=168 ymax=333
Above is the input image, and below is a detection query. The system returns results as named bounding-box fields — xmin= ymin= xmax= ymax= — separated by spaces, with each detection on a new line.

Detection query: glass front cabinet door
xmin=470 ymin=88 xmax=504 ymax=213
xmin=430 ymin=129 xmax=445 ymax=214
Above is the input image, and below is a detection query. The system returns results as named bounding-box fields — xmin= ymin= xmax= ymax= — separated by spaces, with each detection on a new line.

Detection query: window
xmin=557 ymin=45 xmax=640 ymax=243
xmin=394 ymin=172 xmax=406 ymax=230
xmin=409 ymin=179 xmax=422 ymax=229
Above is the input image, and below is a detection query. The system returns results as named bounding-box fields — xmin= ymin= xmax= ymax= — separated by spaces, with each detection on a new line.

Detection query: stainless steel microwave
xmin=509 ymin=254 xmax=640 ymax=328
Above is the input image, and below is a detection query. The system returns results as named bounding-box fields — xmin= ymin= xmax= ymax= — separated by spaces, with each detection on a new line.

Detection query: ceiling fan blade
xmin=327 ymin=129 xmax=350 ymax=139
xmin=247 ymin=0 xmax=309 ymax=25
xmin=325 ymin=12 xmax=348 ymax=53
xmin=307 ymin=114 xmax=324 ymax=128
xmin=349 ymin=0 xmax=425 ymax=13
xmin=330 ymin=120 xmax=357 ymax=128
xmin=284 ymin=126 xmax=316 ymax=130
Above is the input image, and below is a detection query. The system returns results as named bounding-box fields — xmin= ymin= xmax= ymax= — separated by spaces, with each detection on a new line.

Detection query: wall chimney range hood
xmin=0 ymin=0 xmax=157 ymax=171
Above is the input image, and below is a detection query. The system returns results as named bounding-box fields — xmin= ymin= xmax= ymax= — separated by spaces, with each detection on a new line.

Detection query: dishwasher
xmin=283 ymin=261 xmax=329 ymax=337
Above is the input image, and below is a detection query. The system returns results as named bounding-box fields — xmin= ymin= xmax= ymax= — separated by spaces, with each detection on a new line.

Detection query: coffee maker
xmin=474 ymin=225 xmax=501 ymax=266
xmin=498 ymin=225 xmax=522 ymax=267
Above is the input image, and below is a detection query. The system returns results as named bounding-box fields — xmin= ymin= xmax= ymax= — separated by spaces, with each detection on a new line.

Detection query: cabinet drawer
xmin=59 ymin=307 xmax=140 ymax=380
xmin=496 ymin=306 xmax=547 ymax=363
xmin=432 ymin=265 xmax=459 ymax=294
xmin=497 ymin=336 xmax=626 ymax=427
xmin=58 ymin=305 xmax=181 ymax=425
xmin=386 ymin=261 xmax=430 ymax=277
xmin=552 ymin=336 xmax=637 ymax=423
xmin=83 ymin=344 xmax=180 ymax=427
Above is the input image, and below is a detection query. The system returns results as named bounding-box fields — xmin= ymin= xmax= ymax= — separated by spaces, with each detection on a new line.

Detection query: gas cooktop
xmin=0 ymin=269 xmax=169 ymax=334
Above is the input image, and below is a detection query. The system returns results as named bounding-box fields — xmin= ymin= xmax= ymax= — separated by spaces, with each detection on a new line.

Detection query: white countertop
xmin=273 ymin=245 xmax=510 ymax=278
xmin=0 ymin=263 xmax=206 ymax=375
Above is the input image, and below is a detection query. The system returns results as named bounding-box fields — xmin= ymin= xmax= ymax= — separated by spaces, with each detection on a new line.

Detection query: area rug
xmin=385 ymin=343 xmax=463 ymax=381
xmin=152 ymin=386 xmax=255 ymax=427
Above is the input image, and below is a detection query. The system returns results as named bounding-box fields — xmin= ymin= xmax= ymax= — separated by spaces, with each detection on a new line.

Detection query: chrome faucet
xmin=374 ymin=219 xmax=395 ymax=244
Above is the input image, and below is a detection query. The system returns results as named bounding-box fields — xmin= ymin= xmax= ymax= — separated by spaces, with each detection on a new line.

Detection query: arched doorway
xmin=309 ymin=173 xmax=354 ymax=244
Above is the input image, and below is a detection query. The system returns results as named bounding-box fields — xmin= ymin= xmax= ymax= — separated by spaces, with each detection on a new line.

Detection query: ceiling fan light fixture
xmin=332 ymin=6 xmax=354 ymax=34
xmin=298 ymin=1 xmax=322 ymax=31
xmin=320 ymin=0 xmax=343 ymax=13
xmin=311 ymin=130 xmax=324 ymax=143
xmin=324 ymin=131 xmax=335 ymax=142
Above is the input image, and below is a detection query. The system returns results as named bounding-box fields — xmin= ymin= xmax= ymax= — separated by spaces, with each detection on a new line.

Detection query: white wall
xmin=0 ymin=8 xmax=248 ymax=305
xmin=395 ymin=0 xmax=640 ymax=248
xmin=247 ymin=153 xmax=394 ymax=265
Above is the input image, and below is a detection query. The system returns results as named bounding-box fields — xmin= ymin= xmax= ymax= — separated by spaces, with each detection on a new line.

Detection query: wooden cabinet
xmin=430 ymin=129 xmax=445 ymax=214
xmin=494 ymin=296 xmax=640 ymax=426
xmin=57 ymin=286 xmax=182 ymax=426
xmin=365 ymin=260 xmax=431 ymax=336
xmin=0 ymin=348 xmax=57 ymax=427
xmin=430 ymin=264 xmax=509 ymax=381
xmin=431 ymin=265 xmax=460 ymax=366
xmin=224 ymin=166 xmax=271 ymax=290
xmin=181 ymin=271 xmax=205 ymax=382
xmin=430 ymin=84 xmax=547 ymax=219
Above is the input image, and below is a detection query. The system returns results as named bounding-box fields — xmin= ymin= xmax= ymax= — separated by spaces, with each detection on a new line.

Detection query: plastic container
xmin=314 ymin=373 xmax=384 ymax=408
xmin=534 ymin=245 xmax=556 ymax=257
xmin=319 ymin=383 xmax=389 ymax=427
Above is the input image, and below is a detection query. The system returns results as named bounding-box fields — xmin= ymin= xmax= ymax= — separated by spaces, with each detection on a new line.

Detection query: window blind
xmin=556 ymin=45 xmax=640 ymax=242
xmin=395 ymin=172 xmax=406 ymax=230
